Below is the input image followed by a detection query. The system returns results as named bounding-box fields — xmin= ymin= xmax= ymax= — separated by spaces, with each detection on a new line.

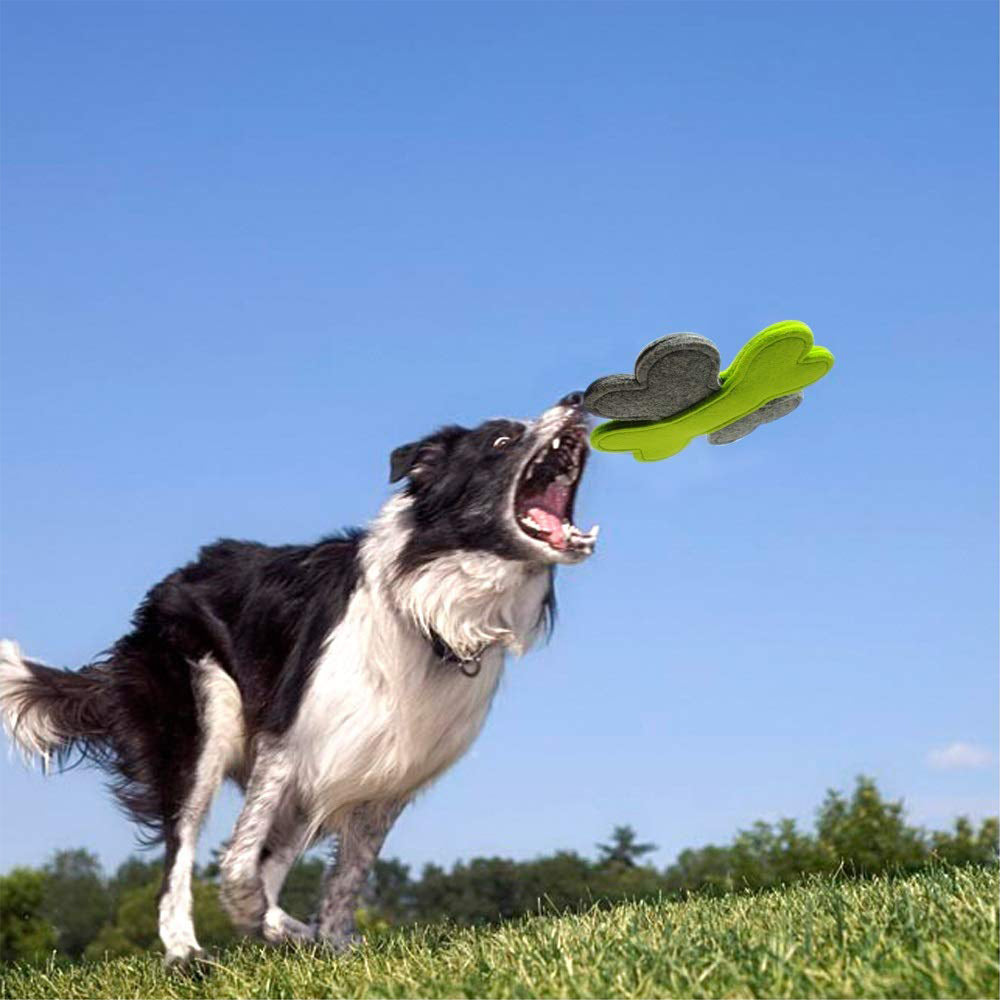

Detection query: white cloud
xmin=927 ymin=742 xmax=993 ymax=771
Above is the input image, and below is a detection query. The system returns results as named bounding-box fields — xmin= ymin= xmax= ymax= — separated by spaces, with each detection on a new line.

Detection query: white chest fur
xmin=287 ymin=503 xmax=551 ymax=833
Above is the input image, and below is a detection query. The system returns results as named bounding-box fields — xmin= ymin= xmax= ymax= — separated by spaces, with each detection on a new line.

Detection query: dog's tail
xmin=0 ymin=639 xmax=112 ymax=769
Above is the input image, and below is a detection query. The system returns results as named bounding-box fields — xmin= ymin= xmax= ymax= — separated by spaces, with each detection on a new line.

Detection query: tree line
xmin=1 ymin=776 xmax=996 ymax=963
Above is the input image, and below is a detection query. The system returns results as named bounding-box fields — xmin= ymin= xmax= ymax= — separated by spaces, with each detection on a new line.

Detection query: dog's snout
xmin=558 ymin=391 xmax=584 ymax=408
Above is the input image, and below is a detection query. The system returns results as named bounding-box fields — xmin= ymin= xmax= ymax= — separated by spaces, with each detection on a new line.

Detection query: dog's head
xmin=389 ymin=392 xmax=598 ymax=567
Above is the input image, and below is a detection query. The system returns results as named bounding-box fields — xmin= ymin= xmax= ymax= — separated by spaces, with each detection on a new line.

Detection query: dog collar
xmin=429 ymin=630 xmax=486 ymax=678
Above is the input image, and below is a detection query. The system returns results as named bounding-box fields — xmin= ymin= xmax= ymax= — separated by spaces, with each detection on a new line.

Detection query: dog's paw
xmin=163 ymin=944 xmax=205 ymax=970
xmin=263 ymin=907 xmax=315 ymax=945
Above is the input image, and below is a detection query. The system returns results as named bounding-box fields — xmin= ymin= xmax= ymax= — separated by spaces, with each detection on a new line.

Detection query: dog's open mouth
xmin=514 ymin=422 xmax=598 ymax=554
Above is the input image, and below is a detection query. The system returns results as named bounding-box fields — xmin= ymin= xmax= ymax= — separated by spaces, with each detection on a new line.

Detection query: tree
xmin=107 ymin=856 xmax=164 ymax=911
xmin=370 ymin=858 xmax=416 ymax=924
xmin=516 ymin=851 xmax=597 ymax=914
xmin=278 ymin=856 xmax=325 ymax=923
xmin=596 ymin=826 xmax=658 ymax=868
xmin=0 ymin=868 xmax=57 ymax=963
xmin=413 ymin=857 xmax=525 ymax=926
xmin=931 ymin=816 xmax=1000 ymax=866
xmin=663 ymin=843 xmax=735 ymax=896
xmin=815 ymin=776 xmax=927 ymax=876
xmin=40 ymin=849 xmax=111 ymax=958
xmin=724 ymin=817 xmax=827 ymax=890
xmin=978 ymin=817 xmax=1000 ymax=862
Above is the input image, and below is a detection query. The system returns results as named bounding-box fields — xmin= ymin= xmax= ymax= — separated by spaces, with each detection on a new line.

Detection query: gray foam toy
xmin=583 ymin=334 xmax=721 ymax=421
xmin=706 ymin=392 xmax=802 ymax=445
xmin=583 ymin=332 xmax=804 ymax=447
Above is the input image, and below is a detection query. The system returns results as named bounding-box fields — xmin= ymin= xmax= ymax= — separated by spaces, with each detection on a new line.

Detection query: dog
xmin=0 ymin=392 xmax=597 ymax=964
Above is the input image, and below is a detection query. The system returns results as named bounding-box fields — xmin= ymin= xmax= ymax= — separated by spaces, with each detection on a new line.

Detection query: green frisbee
xmin=586 ymin=321 xmax=834 ymax=463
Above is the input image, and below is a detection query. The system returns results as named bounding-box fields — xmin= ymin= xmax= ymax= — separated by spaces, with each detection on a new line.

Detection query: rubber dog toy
xmin=585 ymin=321 xmax=834 ymax=463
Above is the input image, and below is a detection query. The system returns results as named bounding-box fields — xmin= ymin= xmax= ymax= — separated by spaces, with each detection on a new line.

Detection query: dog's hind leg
xmin=259 ymin=805 xmax=315 ymax=943
xmin=159 ymin=657 xmax=244 ymax=966
xmin=315 ymin=800 xmax=406 ymax=951
xmin=219 ymin=735 xmax=293 ymax=934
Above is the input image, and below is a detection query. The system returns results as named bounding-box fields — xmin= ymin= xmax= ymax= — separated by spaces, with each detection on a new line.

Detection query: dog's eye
xmin=493 ymin=436 xmax=512 ymax=449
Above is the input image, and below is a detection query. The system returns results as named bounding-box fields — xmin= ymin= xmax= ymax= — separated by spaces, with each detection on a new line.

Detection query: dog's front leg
xmin=260 ymin=803 xmax=315 ymax=944
xmin=220 ymin=735 xmax=293 ymax=934
xmin=315 ymin=800 xmax=406 ymax=951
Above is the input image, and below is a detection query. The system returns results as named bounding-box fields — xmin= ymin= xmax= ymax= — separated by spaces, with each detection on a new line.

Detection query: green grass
xmin=3 ymin=866 xmax=997 ymax=999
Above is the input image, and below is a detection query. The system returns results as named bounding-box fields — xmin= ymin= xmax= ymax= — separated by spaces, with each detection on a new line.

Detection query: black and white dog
xmin=0 ymin=393 xmax=597 ymax=964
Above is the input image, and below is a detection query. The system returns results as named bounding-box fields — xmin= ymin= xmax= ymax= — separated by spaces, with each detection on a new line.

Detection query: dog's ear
xmin=389 ymin=441 xmax=421 ymax=483
xmin=390 ymin=426 xmax=468 ymax=484
xmin=389 ymin=439 xmax=447 ymax=483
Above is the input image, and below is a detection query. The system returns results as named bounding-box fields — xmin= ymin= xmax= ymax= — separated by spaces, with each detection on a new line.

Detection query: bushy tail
xmin=0 ymin=639 xmax=111 ymax=769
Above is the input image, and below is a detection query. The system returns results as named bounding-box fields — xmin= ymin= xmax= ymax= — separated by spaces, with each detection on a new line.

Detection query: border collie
xmin=0 ymin=393 xmax=597 ymax=964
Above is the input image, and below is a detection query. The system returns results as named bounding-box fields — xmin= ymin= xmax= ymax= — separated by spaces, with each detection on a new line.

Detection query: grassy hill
xmin=2 ymin=866 xmax=996 ymax=999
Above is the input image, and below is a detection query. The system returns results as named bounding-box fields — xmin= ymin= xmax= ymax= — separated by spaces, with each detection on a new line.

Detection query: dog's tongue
xmin=527 ymin=507 xmax=566 ymax=549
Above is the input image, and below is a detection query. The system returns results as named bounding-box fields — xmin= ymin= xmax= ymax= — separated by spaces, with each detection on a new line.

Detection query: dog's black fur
xmin=20 ymin=532 xmax=366 ymax=842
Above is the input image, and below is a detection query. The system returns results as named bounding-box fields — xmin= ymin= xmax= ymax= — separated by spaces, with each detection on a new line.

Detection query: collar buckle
xmin=430 ymin=630 xmax=486 ymax=677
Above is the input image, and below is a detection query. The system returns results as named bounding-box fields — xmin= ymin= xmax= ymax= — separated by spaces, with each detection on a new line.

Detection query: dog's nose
xmin=558 ymin=391 xmax=584 ymax=408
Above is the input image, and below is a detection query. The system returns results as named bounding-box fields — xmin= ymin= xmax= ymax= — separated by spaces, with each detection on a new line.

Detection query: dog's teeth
xmin=552 ymin=437 xmax=561 ymax=450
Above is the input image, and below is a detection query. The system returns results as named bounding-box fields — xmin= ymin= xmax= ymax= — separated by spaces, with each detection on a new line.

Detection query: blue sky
xmin=1 ymin=1 xmax=997 ymax=878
